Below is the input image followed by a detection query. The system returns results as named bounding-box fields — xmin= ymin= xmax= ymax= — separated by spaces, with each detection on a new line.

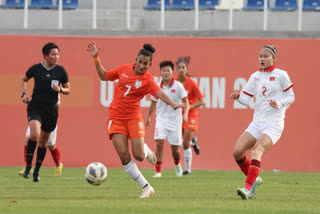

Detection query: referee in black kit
xmin=19 ymin=42 xmax=70 ymax=182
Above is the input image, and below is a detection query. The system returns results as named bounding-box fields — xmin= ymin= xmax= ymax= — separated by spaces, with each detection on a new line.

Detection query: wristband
xmin=60 ymin=87 xmax=63 ymax=93
xmin=94 ymin=56 xmax=100 ymax=63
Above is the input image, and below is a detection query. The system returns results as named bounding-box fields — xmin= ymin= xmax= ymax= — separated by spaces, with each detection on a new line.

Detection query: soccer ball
xmin=84 ymin=162 xmax=107 ymax=186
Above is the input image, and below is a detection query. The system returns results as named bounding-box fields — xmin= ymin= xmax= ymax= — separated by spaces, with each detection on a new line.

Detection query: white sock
xmin=143 ymin=143 xmax=149 ymax=159
xmin=123 ymin=160 xmax=148 ymax=188
xmin=184 ymin=147 xmax=192 ymax=172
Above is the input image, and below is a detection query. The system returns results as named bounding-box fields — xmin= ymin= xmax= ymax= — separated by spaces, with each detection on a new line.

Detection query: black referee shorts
xmin=27 ymin=104 xmax=58 ymax=133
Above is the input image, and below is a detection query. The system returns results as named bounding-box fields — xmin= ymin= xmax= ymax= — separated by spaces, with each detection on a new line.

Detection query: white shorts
xmin=26 ymin=125 xmax=58 ymax=146
xmin=154 ymin=122 xmax=182 ymax=146
xmin=245 ymin=121 xmax=284 ymax=145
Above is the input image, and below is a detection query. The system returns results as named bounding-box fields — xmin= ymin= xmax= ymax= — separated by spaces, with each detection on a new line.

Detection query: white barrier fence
xmin=0 ymin=0 xmax=311 ymax=31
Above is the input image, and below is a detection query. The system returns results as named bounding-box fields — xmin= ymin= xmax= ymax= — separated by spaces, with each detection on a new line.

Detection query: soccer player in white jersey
xmin=19 ymin=96 xmax=63 ymax=177
xmin=146 ymin=60 xmax=189 ymax=177
xmin=230 ymin=45 xmax=295 ymax=200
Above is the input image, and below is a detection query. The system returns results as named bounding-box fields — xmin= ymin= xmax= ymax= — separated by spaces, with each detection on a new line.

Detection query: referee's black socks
xmin=34 ymin=147 xmax=47 ymax=173
xmin=26 ymin=139 xmax=37 ymax=169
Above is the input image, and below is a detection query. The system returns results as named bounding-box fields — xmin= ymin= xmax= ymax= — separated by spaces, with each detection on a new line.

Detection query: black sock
xmin=34 ymin=147 xmax=47 ymax=174
xmin=26 ymin=139 xmax=37 ymax=168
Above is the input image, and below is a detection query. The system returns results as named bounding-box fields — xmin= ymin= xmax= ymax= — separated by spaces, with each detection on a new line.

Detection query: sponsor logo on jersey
xmin=121 ymin=73 xmax=128 ymax=78
xmin=46 ymin=74 xmax=51 ymax=77
xmin=135 ymin=80 xmax=142 ymax=88
xmin=269 ymin=77 xmax=275 ymax=81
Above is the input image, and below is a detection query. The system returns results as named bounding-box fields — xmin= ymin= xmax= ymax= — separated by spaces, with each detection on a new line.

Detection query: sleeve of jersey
xmin=148 ymin=79 xmax=161 ymax=99
xmin=151 ymin=95 xmax=158 ymax=102
xmin=61 ymin=67 xmax=69 ymax=84
xmin=25 ymin=65 xmax=35 ymax=79
xmin=105 ymin=66 xmax=121 ymax=81
xmin=242 ymin=74 xmax=255 ymax=97
xmin=237 ymin=93 xmax=252 ymax=106
xmin=280 ymin=71 xmax=293 ymax=92
xmin=180 ymin=84 xmax=188 ymax=99
xmin=194 ymin=82 xmax=204 ymax=99
xmin=276 ymin=88 xmax=295 ymax=109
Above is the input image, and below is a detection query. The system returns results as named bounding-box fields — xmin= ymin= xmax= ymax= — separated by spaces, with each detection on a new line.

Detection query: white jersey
xmin=243 ymin=68 xmax=293 ymax=125
xmin=151 ymin=79 xmax=187 ymax=130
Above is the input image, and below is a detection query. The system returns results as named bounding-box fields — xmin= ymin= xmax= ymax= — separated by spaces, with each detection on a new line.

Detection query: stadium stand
xmin=29 ymin=0 xmax=54 ymax=9
xmin=303 ymin=0 xmax=320 ymax=10
xmin=168 ymin=0 xmax=194 ymax=10
xmin=243 ymin=0 xmax=265 ymax=10
xmin=144 ymin=0 xmax=170 ymax=10
xmin=271 ymin=0 xmax=297 ymax=10
xmin=56 ymin=0 xmax=78 ymax=9
xmin=0 ymin=0 xmax=25 ymax=8
xmin=199 ymin=0 xmax=218 ymax=10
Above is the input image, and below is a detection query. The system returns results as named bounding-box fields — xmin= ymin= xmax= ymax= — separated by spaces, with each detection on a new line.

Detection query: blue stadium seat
xmin=168 ymin=0 xmax=194 ymax=10
xmin=303 ymin=0 xmax=320 ymax=10
xmin=29 ymin=0 xmax=54 ymax=9
xmin=243 ymin=0 xmax=266 ymax=10
xmin=144 ymin=0 xmax=170 ymax=10
xmin=1 ymin=0 xmax=25 ymax=8
xmin=56 ymin=0 xmax=78 ymax=9
xmin=199 ymin=0 xmax=218 ymax=9
xmin=271 ymin=0 xmax=297 ymax=10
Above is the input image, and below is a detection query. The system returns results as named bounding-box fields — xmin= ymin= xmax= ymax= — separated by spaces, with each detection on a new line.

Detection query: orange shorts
xmin=182 ymin=117 xmax=198 ymax=131
xmin=106 ymin=118 xmax=145 ymax=140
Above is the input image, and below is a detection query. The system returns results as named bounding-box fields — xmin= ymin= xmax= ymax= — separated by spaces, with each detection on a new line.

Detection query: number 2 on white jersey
xmin=123 ymin=85 xmax=131 ymax=96
xmin=262 ymin=86 xmax=267 ymax=96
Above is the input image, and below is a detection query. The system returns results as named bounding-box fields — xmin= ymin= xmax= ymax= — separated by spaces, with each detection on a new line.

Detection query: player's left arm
xmin=182 ymin=97 xmax=189 ymax=123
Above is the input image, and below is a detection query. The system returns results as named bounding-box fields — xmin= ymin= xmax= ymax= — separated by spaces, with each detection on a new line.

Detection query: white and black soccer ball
xmin=84 ymin=162 xmax=107 ymax=186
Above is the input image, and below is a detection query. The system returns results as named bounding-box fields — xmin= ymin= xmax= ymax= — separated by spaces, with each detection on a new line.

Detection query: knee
xmin=133 ymin=153 xmax=144 ymax=162
xmin=47 ymin=145 xmax=54 ymax=151
xmin=29 ymin=134 xmax=37 ymax=142
xmin=232 ymin=147 xmax=243 ymax=160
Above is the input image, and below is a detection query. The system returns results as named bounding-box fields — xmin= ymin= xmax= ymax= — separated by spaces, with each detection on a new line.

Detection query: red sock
xmin=155 ymin=161 xmax=162 ymax=173
xmin=244 ymin=159 xmax=260 ymax=190
xmin=50 ymin=147 xmax=61 ymax=167
xmin=174 ymin=159 xmax=180 ymax=165
xmin=24 ymin=145 xmax=27 ymax=164
xmin=236 ymin=156 xmax=251 ymax=175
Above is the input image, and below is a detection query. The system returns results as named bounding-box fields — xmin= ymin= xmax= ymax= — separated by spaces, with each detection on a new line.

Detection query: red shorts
xmin=182 ymin=116 xmax=198 ymax=131
xmin=106 ymin=118 xmax=145 ymax=140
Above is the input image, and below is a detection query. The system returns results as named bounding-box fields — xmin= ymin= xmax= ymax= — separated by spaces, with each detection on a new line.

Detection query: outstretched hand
xmin=87 ymin=41 xmax=100 ymax=58
xmin=268 ymin=99 xmax=278 ymax=109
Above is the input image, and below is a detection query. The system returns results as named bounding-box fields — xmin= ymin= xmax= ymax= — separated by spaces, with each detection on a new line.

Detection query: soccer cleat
xmin=23 ymin=166 xmax=32 ymax=179
xmin=54 ymin=163 xmax=63 ymax=176
xmin=175 ymin=164 xmax=183 ymax=177
xmin=19 ymin=167 xmax=33 ymax=176
xmin=191 ymin=137 xmax=200 ymax=155
xmin=248 ymin=176 xmax=263 ymax=199
xmin=237 ymin=187 xmax=249 ymax=200
xmin=145 ymin=144 xmax=157 ymax=165
xmin=153 ymin=172 xmax=162 ymax=178
xmin=139 ymin=184 xmax=155 ymax=199
xmin=183 ymin=170 xmax=191 ymax=176
xmin=33 ymin=172 xmax=40 ymax=183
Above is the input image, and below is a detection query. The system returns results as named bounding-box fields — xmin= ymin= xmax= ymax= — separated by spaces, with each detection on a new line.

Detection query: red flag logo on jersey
xmin=269 ymin=77 xmax=275 ymax=81
xmin=171 ymin=89 xmax=176 ymax=93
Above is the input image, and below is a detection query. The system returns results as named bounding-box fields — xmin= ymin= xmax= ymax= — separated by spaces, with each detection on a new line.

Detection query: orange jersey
xmin=177 ymin=76 xmax=204 ymax=119
xmin=106 ymin=64 xmax=161 ymax=120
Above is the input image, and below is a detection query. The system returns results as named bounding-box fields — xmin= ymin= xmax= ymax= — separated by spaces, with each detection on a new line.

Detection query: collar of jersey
xmin=160 ymin=79 xmax=175 ymax=88
xmin=259 ymin=65 xmax=276 ymax=72
xmin=41 ymin=62 xmax=56 ymax=71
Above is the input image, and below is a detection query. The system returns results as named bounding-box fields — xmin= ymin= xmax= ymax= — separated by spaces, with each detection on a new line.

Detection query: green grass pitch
xmin=0 ymin=167 xmax=319 ymax=214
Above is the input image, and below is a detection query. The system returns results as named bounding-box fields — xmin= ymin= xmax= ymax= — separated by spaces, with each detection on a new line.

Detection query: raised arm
xmin=87 ymin=41 xmax=107 ymax=81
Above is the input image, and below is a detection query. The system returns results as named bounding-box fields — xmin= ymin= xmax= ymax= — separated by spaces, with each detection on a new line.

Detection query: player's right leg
xmin=47 ymin=126 xmax=63 ymax=176
xmin=23 ymin=120 xmax=41 ymax=179
xmin=112 ymin=133 xmax=155 ymax=199
xmin=182 ymin=129 xmax=193 ymax=175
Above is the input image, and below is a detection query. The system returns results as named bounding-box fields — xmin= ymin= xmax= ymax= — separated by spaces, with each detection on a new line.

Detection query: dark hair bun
xmin=143 ymin=44 xmax=155 ymax=53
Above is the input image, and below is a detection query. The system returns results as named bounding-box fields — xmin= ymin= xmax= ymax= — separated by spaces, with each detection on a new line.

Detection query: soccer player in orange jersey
xmin=176 ymin=56 xmax=205 ymax=175
xmin=87 ymin=42 xmax=184 ymax=199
